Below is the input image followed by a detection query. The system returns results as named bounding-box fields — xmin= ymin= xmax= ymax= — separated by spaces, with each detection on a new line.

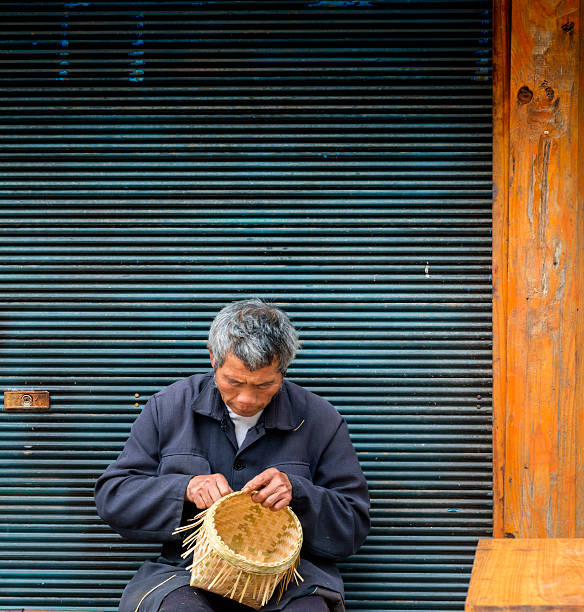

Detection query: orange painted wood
xmin=465 ymin=538 xmax=584 ymax=611
xmin=492 ymin=0 xmax=511 ymax=539
xmin=577 ymin=0 xmax=584 ymax=538
xmin=492 ymin=0 xmax=584 ymax=538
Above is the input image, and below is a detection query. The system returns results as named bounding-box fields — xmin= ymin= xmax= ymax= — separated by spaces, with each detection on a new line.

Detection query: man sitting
xmin=95 ymin=298 xmax=370 ymax=611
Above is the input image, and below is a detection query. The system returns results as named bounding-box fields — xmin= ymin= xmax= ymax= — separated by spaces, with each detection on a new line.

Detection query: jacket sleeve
xmin=94 ymin=394 xmax=192 ymax=542
xmin=287 ymin=419 xmax=370 ymax=561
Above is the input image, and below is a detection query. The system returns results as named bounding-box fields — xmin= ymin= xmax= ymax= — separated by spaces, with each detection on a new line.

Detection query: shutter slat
xmin=0 ymin=1 xmax=491 ymax=609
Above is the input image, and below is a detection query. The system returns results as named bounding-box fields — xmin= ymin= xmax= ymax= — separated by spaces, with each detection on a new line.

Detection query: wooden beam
xmin=492 ymin=0 xmax=584 ymax=537
xmin=578 ymin=0 xmax=584 ymax=538
xmin=492 ymin=0 xmax=511 ymax=539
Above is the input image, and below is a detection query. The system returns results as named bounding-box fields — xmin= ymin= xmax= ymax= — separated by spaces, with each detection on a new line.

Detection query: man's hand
xmin=242 ymin=468 xmax=292 ymax=511
xmin=185 ymin=473 xmax=232 ymax=509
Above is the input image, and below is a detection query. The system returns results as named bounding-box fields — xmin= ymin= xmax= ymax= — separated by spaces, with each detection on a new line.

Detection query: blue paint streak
xmin=309 ymin=0 xmax=374 ymax=6
xmin=129 ymin=13 xmax=146 ymax=82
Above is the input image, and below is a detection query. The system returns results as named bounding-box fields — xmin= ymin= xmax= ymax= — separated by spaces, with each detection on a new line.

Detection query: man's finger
xmin=216 ymin=475 xmax=233 ymax=497
xmin=241 ymin=475 xmax=266 ymax=493
xmin=207 ymin=481 xmax=223 ymax=504
xmin=242 ymin=468 xmax=275 ymax=492
xmin=259 ymin=489 xmax=290 ymax=510
xmin=270 ymin=497 xmax=290 ymax=512
xmin=194 ymin=491 xmax=209 ymax=510
xmin=251 ymin=484 xmax=276 ymax=504
xmin=186 ymin=473 xmax=233 ymax=507
xmin=198 ymin=486 xmax=215 ymax=508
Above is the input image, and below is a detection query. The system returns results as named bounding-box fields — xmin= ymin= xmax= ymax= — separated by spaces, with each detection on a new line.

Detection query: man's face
xmin=210 ymin=351 xmax=283 ymax=417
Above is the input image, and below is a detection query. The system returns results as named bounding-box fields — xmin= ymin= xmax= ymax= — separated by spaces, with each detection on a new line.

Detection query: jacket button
xmin=233 ymin=460 xmax=246 ymax=471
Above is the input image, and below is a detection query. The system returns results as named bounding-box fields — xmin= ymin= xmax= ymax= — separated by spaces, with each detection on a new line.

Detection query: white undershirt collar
xmin=225 ymin=404 xmax=264 ymax=447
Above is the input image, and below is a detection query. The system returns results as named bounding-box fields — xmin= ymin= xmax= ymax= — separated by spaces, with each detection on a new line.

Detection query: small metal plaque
xmin=4 ymin=390 xmax=50 ymax=412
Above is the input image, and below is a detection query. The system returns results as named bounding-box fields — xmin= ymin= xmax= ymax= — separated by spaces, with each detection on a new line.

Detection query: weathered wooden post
xmin=492 ymin=0 xmax=584 ymax=538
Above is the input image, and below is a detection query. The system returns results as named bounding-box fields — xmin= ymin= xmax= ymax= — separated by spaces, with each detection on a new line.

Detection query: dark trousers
xmin=158 ymin=585 xmax=329 ymax=611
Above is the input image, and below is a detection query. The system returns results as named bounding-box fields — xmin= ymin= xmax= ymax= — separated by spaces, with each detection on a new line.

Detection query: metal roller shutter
xmin=0 ymin=1 xmax=492 ymax=610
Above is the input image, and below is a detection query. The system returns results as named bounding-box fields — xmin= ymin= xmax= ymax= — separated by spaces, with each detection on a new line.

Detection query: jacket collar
xmin=191 ymin=371 xmax=299 ymax=431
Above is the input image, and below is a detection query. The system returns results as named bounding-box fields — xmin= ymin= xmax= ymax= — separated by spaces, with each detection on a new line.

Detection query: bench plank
xmin=466 ymin=538 xmax=584 ymax=611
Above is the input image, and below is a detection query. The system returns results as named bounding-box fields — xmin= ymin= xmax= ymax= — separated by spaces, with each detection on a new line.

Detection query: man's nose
xmin=237 ymin=387 xmax=258 ymax=404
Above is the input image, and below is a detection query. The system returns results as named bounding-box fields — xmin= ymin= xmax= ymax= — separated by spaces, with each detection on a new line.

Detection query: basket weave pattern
xmin=174 ymin=491 xmax=303 ymax=609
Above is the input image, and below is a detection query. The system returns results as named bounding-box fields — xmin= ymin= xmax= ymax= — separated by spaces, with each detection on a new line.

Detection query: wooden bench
xmin=466 ymin=538 xmax=584 ymax=611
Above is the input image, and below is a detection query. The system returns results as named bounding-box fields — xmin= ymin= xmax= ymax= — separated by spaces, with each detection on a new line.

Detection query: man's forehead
xmin=221 ymin=352 xmax=281 ymax=381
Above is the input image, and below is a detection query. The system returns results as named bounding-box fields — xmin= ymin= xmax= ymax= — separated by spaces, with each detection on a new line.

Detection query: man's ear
xmin=209 ymin=349 xmax=215 ymax=369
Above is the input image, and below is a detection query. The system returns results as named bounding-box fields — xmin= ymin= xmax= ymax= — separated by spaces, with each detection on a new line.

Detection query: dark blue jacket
xmin=94 ymin=372 xmax=370 ymax=611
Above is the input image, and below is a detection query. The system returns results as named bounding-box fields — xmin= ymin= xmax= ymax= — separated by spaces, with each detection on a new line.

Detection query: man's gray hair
xmin=208 ymin=299 xmax=299 ymax=373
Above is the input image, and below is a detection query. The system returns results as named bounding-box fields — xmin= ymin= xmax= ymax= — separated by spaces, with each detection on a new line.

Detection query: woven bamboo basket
xmin=173 ymin=491 xmax=303 ymax=609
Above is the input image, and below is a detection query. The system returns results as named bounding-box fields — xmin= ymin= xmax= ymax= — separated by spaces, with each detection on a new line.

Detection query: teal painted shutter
xmin=0 ymin=2 xmax=492 ymax=610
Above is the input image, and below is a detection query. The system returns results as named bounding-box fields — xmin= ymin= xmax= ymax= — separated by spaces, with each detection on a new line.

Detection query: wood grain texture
xmin=493 ymin=0 xmax=584 ymax=538
xmin=577 ymin=0 xmax=584 ymax=538
xmin=466 ymin=538 xmax=584 ymax=611
xmin=492 ymin=0 xmax=511 ymax=538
